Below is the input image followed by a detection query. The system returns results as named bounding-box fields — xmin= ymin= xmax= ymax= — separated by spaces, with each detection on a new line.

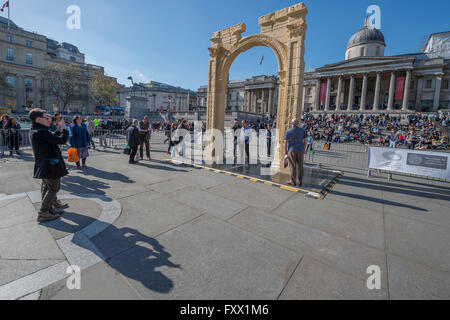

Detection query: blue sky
xmin=4 ymin=0 xmax=450 ymax=90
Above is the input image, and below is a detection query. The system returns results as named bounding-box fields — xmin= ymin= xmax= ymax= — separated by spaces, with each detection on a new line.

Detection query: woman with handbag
xmin=69 ymin=116 xmax=91 ymax=170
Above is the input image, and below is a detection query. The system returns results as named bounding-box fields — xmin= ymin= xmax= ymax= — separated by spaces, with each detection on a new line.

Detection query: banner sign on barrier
xmin=368 ymin=147 xmax=450 ymax=179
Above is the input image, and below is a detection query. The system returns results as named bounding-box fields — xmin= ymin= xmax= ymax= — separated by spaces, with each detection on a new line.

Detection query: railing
xmin=1 ymin=128 xmax=31 ymax=157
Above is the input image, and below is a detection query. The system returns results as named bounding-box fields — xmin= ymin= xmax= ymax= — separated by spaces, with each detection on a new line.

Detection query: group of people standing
xmin=126 ymin=116 xmax=153 ymax=164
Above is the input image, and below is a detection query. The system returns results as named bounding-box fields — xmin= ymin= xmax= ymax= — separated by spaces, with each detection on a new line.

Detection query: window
xmin=410 ymin=80 xmax=415 ymax=90
xmin=6 ymin=48 xmax=14 ymax=61
xmin=70 ymin=56 xmax=76 ymax=62
xmin=6 ymin=75 xmax=14 ymax=86
xmin=26 ymin=40 xmax=32 ymax=47
xmin=25 ymin=78 xmax=33 ymax=90
xmin=6 ymin=35 xmax=13 ymax=43
xmin=443 ymin=80 xmax=449 ymax=90
xmin=26 ymin=53 xmax=33 ymax=65
xmin=376 ymin=47 xmax=380 ymax=56
xmin=6 ymin=98 xmax=15 ymax=109
xmin=426 ymin=80 xmax=432 ymax=89
xmin=307 ymin=88 xmax=312 ymax=96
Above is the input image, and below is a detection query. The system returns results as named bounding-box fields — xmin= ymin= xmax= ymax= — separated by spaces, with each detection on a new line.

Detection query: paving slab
xmin=385 ymin=213 xmax=450 ymax=272
xmin=0 ymin=196 xmax=37 ymax=229
xmin=273 ymin=195 xmax=385 ymax=250
xmin=387 ymin=254 xmax=450 ymax=300
xmin=0 ymin=221 xmax=65 ymax=260
xmin=229 ymin=207 xmax=387 ymax=287
xmin=149 ymin=180 xmax=190 ymax=194
xmin=91 ymin=191 xmax=204 ymax=259
xmin=279 ymin=256 xmax=388 ymax=300
xmin=209 ymin=179 xmax=295 ymax=211
xmin=0 ymin=260 xmax=64 ymax=286
xmin=172 ymin=189 xmax=248 ymax=221
xmin=382 ymin=190 xmax=450 ymax=228
xmin=40 ymin=261 xmax=142 ymax=300
xmin=177 ymin=169 xmax=236 ymax=189
xmin=0 ymin=261 xmax=70 ymax=300
xmin=108 ymin=215 xmax=301 ymax=300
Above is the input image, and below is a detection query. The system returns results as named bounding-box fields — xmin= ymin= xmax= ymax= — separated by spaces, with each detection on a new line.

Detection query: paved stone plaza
xmin=0 ymin=136 xmax=449 ymax=300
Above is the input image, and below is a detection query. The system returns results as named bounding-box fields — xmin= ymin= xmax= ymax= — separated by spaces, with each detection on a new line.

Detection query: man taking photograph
xmin=29 ymin=108 xmax=70 ymax=222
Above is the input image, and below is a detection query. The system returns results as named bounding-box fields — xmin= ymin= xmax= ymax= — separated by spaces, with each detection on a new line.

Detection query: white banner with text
xmin=368 ymin=147 xmax=450 ymax=179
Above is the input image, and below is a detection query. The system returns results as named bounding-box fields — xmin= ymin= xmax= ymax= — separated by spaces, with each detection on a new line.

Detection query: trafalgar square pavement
xmin=0 ymin=134 xmax=449 ymax=300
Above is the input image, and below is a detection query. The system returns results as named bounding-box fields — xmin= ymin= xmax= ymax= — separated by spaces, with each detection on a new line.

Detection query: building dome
xmin=346 ymin=26 xmax=385 ymax=50
xmin=345 ymin=17 xmax=386 ymax=60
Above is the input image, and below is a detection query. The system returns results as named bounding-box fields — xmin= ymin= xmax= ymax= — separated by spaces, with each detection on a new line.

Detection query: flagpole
xmin=7 ymin=0 xmax=10 ymax=29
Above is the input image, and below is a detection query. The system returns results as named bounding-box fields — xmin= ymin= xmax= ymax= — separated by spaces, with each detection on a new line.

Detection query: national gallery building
xmin=198 ymin=19 xmax=450 ymax=115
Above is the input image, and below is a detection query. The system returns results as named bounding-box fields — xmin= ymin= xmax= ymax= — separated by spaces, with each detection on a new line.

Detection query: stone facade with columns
xmin=303 ymin=27 xmax=450 ymax=113
xmin=197 ymin=75 xmax=279 ymax=116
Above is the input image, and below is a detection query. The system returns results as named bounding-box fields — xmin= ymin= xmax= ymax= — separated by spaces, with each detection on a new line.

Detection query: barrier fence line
xmin=2 ymin=128 xmax=449 ymax=183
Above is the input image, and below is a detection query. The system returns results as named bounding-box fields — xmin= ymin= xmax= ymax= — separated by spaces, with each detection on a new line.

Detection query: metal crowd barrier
xmin=1 ymin=128 xmax=31 ymax=157
xmin=89 ymin=129 xmax=168 ymax=150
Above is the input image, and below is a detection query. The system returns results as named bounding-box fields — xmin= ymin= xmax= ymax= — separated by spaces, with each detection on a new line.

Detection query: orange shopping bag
xmin=67 ymin=148 xmax=80 ymax=163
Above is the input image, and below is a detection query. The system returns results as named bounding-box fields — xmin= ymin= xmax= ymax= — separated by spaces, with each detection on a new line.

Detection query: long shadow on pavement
xmin=79 ymin=167 xmax=135 ymax=183
xmin=337 ymin=178 xmax=450 ymax=201
xmin=61 ymin=175 xmax=110 ymax=195
xmin=341 ymin=175 xmax=450 ymax=195
xmin=329 ymin=190 xmax=427 ymax=211
xmin=43 ymin=210 xmax=181 ymax=295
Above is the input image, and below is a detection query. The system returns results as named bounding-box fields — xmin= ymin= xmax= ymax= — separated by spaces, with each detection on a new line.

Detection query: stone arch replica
xmin=206 ymin=3 xmax=308 ymax=170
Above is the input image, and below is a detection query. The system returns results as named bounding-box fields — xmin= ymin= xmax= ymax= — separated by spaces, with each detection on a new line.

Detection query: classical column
xmin=315 ymin=78 xmax=321 ymax=111
xmin=402 ymin=70 xmax=412 ymax=111
xmin=387 ymin=71 xmax=396 ymax=111
xmin=361 ymin=73 xmax=368 ymax=110
xmin=302 ymin=86 xmax=306 ymax=112
xmin=268 ymin=88 xmax=273 ymax=114
xmin=373 ymin=72 xmax=382 ymax=110
xmin=249 ymin=90 xmax=254 ymax=113
xmin=336 ymin=75 xmax=343 ymax=110
xmin=16 ymin=75 xmax=25 ymax=110
xmin=415 ymin=77 xmax=423 ymax=111
xmin=348 ymin=75 xmax=355 ymax=109
xmin=261 ymin=89 xmax=265 ymax=114
xmin=325 ymin=77 xmax=331 ymax=111
xmin=433 ymin=73 xmax=443 ymax=111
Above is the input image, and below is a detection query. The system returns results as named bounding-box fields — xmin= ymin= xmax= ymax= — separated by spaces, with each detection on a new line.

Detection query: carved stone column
xmin=250 ymin=90 xmax=254 ymax=113
xmin=373 ymin=72 xmax=381 ymax=110
xmin=261 ymin=89 xmax=266 ymax=114
xmin=348 ymin=75 xmax=355 ymax=109
xmin=361 ymin=73 xmax=368 ymax=110
xmin=415 ymin=76 xmax=423 ymax=111
xmin=268 ymin=88 xmax=273 ymax=114
xmin=315 ymin=78 xmax=321 ymax=111
xmin=336 ymin=75 xmax=343 ymax=110
xmin=402 ymin=69 xmax=412 ymax=111
xmin=387 ymin=71 xmax=396 ymax=111
xmin=325 ymin=77 xmax=331 ymax=111
xmin=433 ymin=73 xmax=443 ymax=111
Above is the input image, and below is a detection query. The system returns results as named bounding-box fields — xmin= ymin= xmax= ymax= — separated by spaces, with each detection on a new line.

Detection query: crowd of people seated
xmin=300 ymin=113 xmax=449 ymax=150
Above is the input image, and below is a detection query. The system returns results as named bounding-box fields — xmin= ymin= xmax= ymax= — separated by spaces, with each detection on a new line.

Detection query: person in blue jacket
xmin=69 ymin=115 xmax=91 ymax=170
